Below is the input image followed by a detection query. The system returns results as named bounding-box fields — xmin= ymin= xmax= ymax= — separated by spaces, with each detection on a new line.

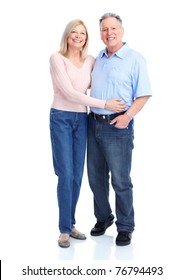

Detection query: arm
xmin=50 ymin=53 xmax=125 ymax=112
xmin=126 ymin=96 xmax=151 ymax=118
xmin=110 ymin=96 xmax=151 ymax=128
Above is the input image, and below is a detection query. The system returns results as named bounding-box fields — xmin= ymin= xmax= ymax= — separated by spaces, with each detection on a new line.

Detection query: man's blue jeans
xmin=87 ymin=113 xmax=135 ymax=233
xmin=50 ymin=109 xmax=87 ymax=234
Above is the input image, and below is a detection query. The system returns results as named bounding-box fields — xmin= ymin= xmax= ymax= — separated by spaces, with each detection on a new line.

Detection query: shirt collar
xmin=100 ymin=42 xmax=129 ymax=58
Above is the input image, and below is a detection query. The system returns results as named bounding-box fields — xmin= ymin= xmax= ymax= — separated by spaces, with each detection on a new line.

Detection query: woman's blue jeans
xmin=50 ymin=109 xmax=87 ymax=234
xmin=87 ymin=113 xmax=135 ymax=233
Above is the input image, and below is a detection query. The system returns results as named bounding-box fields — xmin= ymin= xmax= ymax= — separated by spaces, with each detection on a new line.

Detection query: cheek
xmin=67 ymin=37 xmax=72 ymax=44
xmin=101 ymin=34 xmax=106 ymax=41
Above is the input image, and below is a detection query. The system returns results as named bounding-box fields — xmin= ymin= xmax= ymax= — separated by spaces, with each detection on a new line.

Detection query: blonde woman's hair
xmin=59 ymin=19 xmax=89 ymax=59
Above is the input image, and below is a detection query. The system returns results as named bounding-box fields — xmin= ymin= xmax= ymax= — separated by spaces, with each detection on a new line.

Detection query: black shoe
xmin=116 ymin=231 xmax=132 ymax=246
xmin=90 ymin=215 xmax=114 ymax=236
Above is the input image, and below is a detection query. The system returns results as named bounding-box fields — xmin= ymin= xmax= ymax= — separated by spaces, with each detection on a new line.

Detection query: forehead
xmin=72 ymin=24 xmax=86 ymax=31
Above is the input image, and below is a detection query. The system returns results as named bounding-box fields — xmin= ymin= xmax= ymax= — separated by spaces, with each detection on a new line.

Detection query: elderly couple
xmin=49 ymin=13 xmax=152 ymax=248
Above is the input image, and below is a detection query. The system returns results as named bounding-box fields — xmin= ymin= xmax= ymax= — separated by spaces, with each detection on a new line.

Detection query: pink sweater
xmin=49 ymin=52 xmax=105 ymax=112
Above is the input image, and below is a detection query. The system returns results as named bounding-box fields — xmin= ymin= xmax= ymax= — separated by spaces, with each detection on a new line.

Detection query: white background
xmin=0 ymin=0 xmax=184 ymax=278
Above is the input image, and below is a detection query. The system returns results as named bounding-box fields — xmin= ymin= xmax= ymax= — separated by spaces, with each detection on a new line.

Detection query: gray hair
xmin=99 ymin=13 xmax=123 ymax=26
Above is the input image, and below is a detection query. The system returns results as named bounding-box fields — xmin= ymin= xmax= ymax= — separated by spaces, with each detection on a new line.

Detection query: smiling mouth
xmin=73 ymin=40 xmax=82 ymax=43
xmin=107 ymin=37 xmax=115 ymax=41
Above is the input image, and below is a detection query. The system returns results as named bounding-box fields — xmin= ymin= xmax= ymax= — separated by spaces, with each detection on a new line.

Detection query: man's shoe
xmin=116 ymin=231 xmax=132 ymax=246
xmin=90 ymin=215 xmax=114 ymax=236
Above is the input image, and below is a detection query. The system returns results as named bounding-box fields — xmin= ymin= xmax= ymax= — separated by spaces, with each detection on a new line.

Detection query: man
xmin=87 ymin=13 xmax=152 ymax=246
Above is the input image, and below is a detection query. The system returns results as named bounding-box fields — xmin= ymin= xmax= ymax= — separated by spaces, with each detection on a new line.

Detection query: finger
xmin=110 ymin=121 xmax=115 ymax=125
xmin=110 ymin=118 xmax=117 ymax=125
xmin=114 ymin=98 xmax=122 ymax=102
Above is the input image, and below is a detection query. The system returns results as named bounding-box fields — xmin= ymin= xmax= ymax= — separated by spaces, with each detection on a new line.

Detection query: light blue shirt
xmin=90 ymin=43 xmax=152 ymax=114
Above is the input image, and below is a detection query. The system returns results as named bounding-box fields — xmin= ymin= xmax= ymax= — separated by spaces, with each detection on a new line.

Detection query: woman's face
xmin=67 ymin=24 xmax=87 ymax=49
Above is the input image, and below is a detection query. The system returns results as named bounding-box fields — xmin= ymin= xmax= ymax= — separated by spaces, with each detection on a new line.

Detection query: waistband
xmin=90 ymin=111 xmax=126 ymax=122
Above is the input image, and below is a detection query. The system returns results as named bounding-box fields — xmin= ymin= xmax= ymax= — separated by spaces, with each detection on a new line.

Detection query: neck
xmin=107 ymin=42 xmax=124 ymax=57
xmin=66 ymin=49 xmax=82 ymax=59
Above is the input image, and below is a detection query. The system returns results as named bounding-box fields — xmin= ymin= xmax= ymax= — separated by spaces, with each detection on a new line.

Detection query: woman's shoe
xmin=58 ymin=234 xmax=70 ymax=248
xmin=70 ymin=229 xmax=87 ymax=240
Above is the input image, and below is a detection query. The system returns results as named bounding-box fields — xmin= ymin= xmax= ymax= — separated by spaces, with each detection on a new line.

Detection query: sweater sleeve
xmin=49 ymin=53 xmax=106 ymax=108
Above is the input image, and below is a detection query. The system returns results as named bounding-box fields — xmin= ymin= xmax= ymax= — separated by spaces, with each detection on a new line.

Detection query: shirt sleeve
xmin=49 ymin=53 xmax=106 ymax=108
xmin=132 ymin=55 xmax=152 ymax=98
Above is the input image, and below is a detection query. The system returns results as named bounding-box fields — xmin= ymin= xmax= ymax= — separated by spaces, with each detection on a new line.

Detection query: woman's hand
xmin=105 ymin=99 xmax=126 ymax=112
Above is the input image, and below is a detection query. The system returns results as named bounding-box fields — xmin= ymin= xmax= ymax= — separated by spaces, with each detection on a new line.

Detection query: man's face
xmin=100 ymin=17 xmax=124 ymax=52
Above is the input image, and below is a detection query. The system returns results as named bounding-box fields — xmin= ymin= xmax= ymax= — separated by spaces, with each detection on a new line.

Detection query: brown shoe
xmin=70 ymin=229 xmax=87 ymax=240
xmin=58 ymin=234 xmax=70 ymax=248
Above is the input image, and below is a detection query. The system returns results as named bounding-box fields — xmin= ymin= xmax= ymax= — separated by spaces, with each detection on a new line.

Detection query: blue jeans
xmin=87 ymin=113 xmax=135 ymax=232
xmin=50 ymin=109 xmax=87 ymax=234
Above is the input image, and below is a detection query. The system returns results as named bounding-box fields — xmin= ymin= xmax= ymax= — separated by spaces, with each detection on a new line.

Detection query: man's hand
xmin=110 ymin=113 xmax=130 ymax=128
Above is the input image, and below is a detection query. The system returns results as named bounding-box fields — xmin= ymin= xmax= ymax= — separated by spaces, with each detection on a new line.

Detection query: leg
xmin=103 ymin=121 xmax=135 ymax=233
xmin=50 ymin=109 xmax=74 ymax=234
xmin=87 ymin=114 xmax=112 ymax=222
xmin=71 ymin=113 xmax=87 ymax=227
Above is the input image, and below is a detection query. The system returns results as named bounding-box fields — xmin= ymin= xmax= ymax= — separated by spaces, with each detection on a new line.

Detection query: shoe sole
xmin=58 ymin=242 xmax=70 ymax=248
xmin=90 ymin=220 xmax=114 ymax=236
xmin=116 ymin=240 xmax=131 ymax=246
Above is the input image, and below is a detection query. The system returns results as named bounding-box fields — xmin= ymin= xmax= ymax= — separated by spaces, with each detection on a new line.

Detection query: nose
xmin=107 ymin=28 xmax=112 ymax=35
xmin=75 ymin=32 xmax=80 ymax=37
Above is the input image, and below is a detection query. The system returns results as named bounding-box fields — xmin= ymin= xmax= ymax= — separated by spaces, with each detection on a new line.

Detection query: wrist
xmin=104 ymin=100 xmax=107 ymax=109
xmin=125 ymin=111 xmax=132 ymax=121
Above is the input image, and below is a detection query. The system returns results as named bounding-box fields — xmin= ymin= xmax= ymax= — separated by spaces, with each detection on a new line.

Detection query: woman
xmin=49 ymin=19 xmax=125 ymax=248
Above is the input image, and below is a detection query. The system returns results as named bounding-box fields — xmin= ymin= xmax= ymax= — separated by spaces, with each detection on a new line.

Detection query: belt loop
xmin=92 ymin=112 xmax=96 ymax=120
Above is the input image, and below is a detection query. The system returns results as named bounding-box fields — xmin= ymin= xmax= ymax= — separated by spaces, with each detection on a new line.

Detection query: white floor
xmin=1 ymin=154 xmax=183 ymax=270
xmin=0 ymin=102 xmax=183 ymax=278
